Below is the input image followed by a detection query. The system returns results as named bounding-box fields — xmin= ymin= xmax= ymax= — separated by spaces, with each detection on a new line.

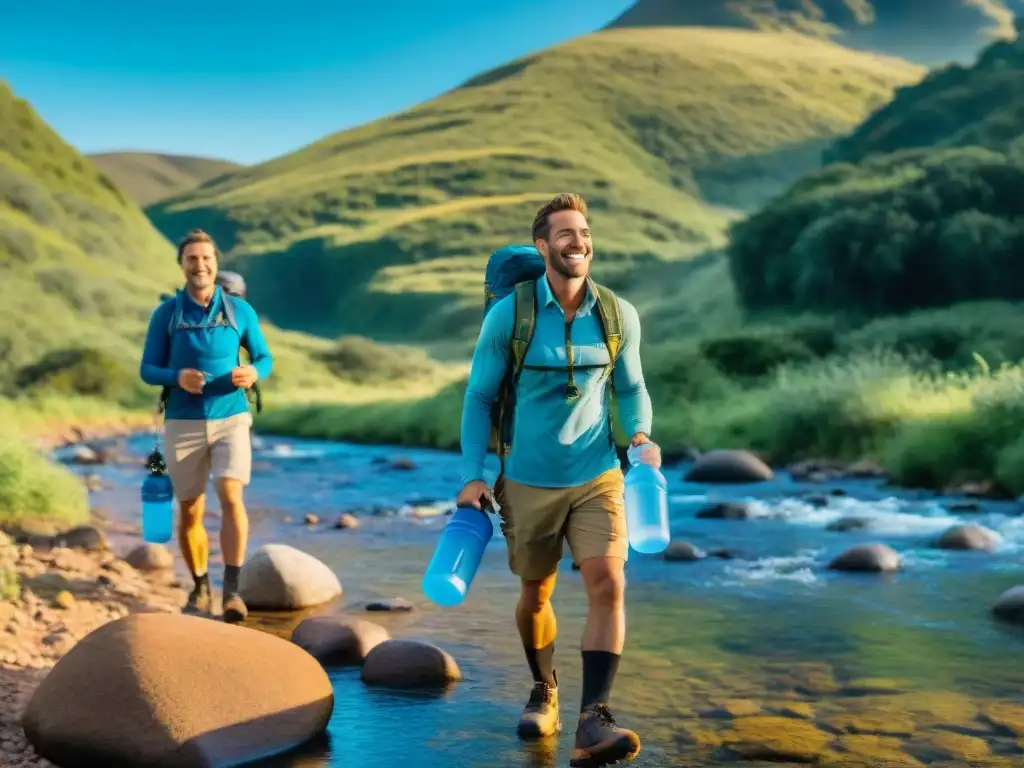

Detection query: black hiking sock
xmin=223 ymin=565 xmax=241 ymax=596
xmin=525 ymin=642 xmax=557 ymax=686
xmin=580 ymin=650 xmax=621 ymax=711
xmin=193 ymin=571 xmax=209 ymax=591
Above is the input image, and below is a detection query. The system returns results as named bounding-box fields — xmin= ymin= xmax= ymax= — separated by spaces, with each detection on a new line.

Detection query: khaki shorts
xmin=494 ymin=469 xmax=628 ymax=581
xmin=163 ymin=412 xmax=253 ymax=501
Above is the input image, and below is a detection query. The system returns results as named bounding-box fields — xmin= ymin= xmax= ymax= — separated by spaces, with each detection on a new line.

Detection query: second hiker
xmin=139 ymin=229 xmax=273 ymax=623
xmin=457 ymin=193 xmax=660 ymax=767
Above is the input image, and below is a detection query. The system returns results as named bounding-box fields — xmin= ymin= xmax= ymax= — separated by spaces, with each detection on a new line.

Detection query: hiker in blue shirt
xmin=140 ymin=228 xmax=272 ymax=623
xmin=458 ymin=193 xmax=660 ymax=767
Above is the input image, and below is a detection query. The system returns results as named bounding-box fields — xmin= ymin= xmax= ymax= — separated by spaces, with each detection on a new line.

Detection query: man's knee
xmin=580 ymin=558 xmax=625 ymax=608
xmin=214 ymin=477 xmax=246 ymax=512
xmin=519 ymin=572 xmax=558 ymax=613
xmin=179 ymin=495 xmax=205 ymax=527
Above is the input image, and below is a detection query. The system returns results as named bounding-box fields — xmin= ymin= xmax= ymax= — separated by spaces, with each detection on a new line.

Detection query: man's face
xmin=180 ymin=241 xmax=217 ymax=291
xmin=537 ymin=209 xmax=592 ymax=280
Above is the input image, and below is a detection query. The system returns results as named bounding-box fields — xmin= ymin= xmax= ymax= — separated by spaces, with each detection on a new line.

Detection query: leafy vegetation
xmin=0 ymin=434 xmax=89 ymax=528
xmin=147 ymin=27 xmax=921 ymax=346
xmin=88 ymin=152 xmax=244 ymax=207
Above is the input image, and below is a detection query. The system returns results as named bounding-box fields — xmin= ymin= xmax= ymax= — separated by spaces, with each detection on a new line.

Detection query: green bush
xmin=699 ymin=329 xmax=816 ymax=379
xmin=0 ymin=436 xmax=88 ymax=527
xmin=15 ymin=346 xmax=151 ymax=407
xmin=315 ymin=335 xmax=436 ymax=384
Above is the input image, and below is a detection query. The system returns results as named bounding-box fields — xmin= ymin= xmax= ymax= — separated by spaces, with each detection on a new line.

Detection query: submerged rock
xmin=827 ymin=543 xmax=901 ymax=573
xmin=684 ymin=450 xmax=774 ymax=484
xmin=826 ymin=517 xmax=870 ymax=533
xmin=361 ymin=638 xmax=461 ymax=689
xmin=720 ymin=715 xmax=830 ymax=762
xmin=991 ymin=585 xmax=1024 ymax=624
xmin=696 ymin=502 xmax=753 ymax=520
xmin=662 ymin=541 xmax=705 ymax=562
xmin=935 ymin=523 xmax=999 ymax=552
xmin=291 ymin=615 xmax=389 ymax=666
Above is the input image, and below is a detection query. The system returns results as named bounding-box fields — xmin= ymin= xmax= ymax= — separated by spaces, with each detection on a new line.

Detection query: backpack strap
xmin=494 ymin=280 xmax=538 ymax=476
xmin=222 ymin=294 xmax=262 ymax=414
xmin=591 ymin=281 xmax=625 ymax=447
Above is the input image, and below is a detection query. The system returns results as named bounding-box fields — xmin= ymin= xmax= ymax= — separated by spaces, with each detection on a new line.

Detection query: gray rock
xmin=827 ymin=543 xmax=901 ymax=573
xmin=361 ymin=638 xmax=461 ymax=688
xmin=826 ymin=517 xmax=871 ymax=533
xmin=239 ymin=544 xmax=343 ymax=610
xmin=685 ymin=450 xmax=774 ymax=484
xmin=991 ymin=585 xmax=1024 ymax=624
xmin=124 ymin=544 xmax=173 ymax=572
xmin=935 ymin=523 xmax=1000 ymax=552
xmin=696 ymin=502 xmax=753 ymax=520
xmin=366 ymin=598 xmax=412 ymax=612
xmin=291 ymin=616 xmax=389 ymax=665
xmin=662 ymin=541 xmax=706 ymax=562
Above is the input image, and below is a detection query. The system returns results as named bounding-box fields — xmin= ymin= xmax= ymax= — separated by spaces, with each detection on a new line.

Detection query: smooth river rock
xmin=935 ymin=523 xmax=1000 ymax=552
xmin=22 ymin=613 xmax=334 ymax=768
xmin=991 ymin=585 xmax=1024 ymax=624
xmin=684 ymin=450 xmax=775 ymax=484
xmin=662 ymin=541 xmax=706 ymax=562
xmin=361 ymin=638 xmax=461 ymax=688
xmin=239 ymin=543 xmax=342 ymax=610
xmin=827 ymin=543 xmax=902 ymax=573
xmin=292 ymin=615 xmax=390 ymax=665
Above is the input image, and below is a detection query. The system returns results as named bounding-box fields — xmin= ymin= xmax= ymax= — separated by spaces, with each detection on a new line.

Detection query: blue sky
xmin=2 ymin=0 xmax=634 ymax=164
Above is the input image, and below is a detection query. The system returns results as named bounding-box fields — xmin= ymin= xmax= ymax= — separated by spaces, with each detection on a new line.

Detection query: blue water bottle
xmin=624 ymin=443 xmax=670 ymax=554
xmin=141 ymin=447 xmax=174 ymax=544
xmin=422 ymin=504 xmax=494 ymax=607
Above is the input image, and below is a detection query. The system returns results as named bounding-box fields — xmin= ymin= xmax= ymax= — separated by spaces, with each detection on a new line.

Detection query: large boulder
xmin=935 ymin=523 xmax=1000 ymax=552
xmin=292 ymin=615 xmax=390 ymax=666
xmin=827 ymin=543 xmax=902 ymax=573
xmin=361 ymin=638 xmax=461 ymax=688
xmin=21 ymin=613 xmax=333 ymax=768
xmin=239 ymin=543 xmax=342 ymax=610
xmin=684 ymin=450 xmax=774 ymax=484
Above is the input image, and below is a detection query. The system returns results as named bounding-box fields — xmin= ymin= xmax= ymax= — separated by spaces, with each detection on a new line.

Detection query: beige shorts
xmin=163 ymin=412 xmax=253 ymax=501
xmin=494 ymin=469 xmax=628 ymax=581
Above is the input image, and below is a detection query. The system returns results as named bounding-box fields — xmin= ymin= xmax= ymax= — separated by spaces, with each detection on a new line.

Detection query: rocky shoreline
xmin=0 ymin=528 xmax=187 ymax=767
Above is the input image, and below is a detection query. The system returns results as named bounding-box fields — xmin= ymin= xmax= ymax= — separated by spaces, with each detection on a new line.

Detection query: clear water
xmin=67 ymin=434 xmax=1024 ymax=767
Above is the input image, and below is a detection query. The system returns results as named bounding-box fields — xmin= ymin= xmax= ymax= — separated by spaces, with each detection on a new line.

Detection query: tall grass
xmin=0 ymin=431 xmax=89 ymax=529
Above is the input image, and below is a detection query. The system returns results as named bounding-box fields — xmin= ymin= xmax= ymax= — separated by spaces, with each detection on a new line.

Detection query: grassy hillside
xmin=825 ymin=28 xmax=1024 ymax=164
xmin=88 ymin=152 xmax=243 ymax=207
xmin=606 ymin=0 xmax=1018 ymax=64
xmin=147 ymin=27 xmax=922 ymax=348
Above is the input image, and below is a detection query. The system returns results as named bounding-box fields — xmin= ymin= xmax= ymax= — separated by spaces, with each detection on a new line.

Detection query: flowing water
xmin=64 ymin=434 xmax=1024 ymax=767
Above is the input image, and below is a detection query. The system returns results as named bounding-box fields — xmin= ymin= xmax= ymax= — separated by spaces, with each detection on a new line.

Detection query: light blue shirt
xmin=460 ymin=276 xmax=653 ymax=488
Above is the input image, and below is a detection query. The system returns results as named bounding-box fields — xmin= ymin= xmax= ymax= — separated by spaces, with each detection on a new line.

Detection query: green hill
xmin=606 ymin=0 xmax=1018 ymax=64
xmin=825 ymin=23 xmax=1024 ymax=163
xmin=147 ymin=27 xmax=922 ymax=348
xmin=88 ymin=152 xmax=243 ymax=207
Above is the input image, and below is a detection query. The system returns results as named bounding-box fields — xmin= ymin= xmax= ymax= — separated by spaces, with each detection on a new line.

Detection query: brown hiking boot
xmin=182 ymin=581 xmax=212 ymax=616
xmin=222 ymin=592 xmax=248 ymax=624
xmin=517 ymin=680 xmax=561 ymax=739
xmin=569 ymin=704 xmax=641 ymax=767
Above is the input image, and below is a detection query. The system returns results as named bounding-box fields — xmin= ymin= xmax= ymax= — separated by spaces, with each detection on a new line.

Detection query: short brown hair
xmin=176 ymin=229 xmax=218 ymax=264
xmin=531 ymin=193 xmax=589 ymax=243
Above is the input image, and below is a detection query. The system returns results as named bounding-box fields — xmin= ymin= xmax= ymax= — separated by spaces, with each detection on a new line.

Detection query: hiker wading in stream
xmin=140 ymin=228 xmax=273 ymax=623
xmin=457 ymin=193 xmax=660 ymax=767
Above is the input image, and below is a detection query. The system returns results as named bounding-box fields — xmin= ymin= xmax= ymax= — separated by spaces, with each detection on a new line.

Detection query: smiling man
xmin=140 ymin=229 xmax=272 ymax=623
xmin=457 ymin=193 xmax=660 ymax=767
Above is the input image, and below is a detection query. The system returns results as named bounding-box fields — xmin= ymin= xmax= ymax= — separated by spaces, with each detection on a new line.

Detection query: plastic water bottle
xmin=624 ymin=443 xmax=670 ymax=554
xmin=422 ymin=505 xmax=494 ymax=607
xmin=141 ymin=448 xmax=174 ymax=544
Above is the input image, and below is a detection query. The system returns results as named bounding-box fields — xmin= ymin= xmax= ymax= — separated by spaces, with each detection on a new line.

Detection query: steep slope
xmin=0 ymin=78 xmax=181 ymax=401
xmin=606 ymin=0 xmax=1019 ymax=64
xmin=88 ymin=152 xmax=243 ymax=206
xmin=147 ymin=27 xmax=922 ymax=345
xmin=824 ymin=26 xmax=1024 ymax=163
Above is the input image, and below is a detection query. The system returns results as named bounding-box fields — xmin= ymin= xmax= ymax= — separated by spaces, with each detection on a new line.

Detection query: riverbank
xmin=254 ymin=351 xmax=1024 ymax=499
xmin=0 ymin=528 xmax=187 ymax=767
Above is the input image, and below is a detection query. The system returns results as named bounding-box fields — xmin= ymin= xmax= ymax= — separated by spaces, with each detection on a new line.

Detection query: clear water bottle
xmin=141 ymin=448 xmax=174 ymax=544
xmin=624 ymin=443 xmax=670 ymax=554
xmin=422 ymin=505 xmax=494 ymax=607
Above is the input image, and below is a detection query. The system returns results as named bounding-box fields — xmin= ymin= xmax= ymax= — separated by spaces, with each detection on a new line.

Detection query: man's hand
xmin=231 ymin=365 xmax=259 ymax=390
xmin=456 ymin=480 xmax=493 ymax=511
xmin=630 ymin=432 xmax=662 ymax=468
xmin=177 ymin=368 xmax=205 ymax=395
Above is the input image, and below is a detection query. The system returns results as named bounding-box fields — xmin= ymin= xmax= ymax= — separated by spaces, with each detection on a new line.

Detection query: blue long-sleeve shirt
xmin=140 ymin=285 xmax=273 ymax=421
xmin=460 ymin=276 xmax=653 ymax=488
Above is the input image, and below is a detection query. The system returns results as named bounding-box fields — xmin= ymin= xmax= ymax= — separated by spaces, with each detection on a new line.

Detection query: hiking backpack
xmin=483 ymin=245 xmax=624 ymax=471
xmin=157 ymin=270 xmax=263 ymax=414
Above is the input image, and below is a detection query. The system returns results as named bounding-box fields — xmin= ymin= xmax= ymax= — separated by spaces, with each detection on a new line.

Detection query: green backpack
xmin=483 ymin=245 xmax=624 ymax=475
